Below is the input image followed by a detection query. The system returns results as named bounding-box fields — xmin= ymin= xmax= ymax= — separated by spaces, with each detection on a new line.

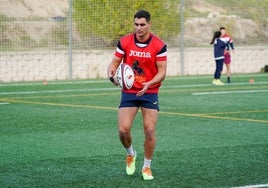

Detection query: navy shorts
xmin=119 ymin=92 xmax=159 ymax=111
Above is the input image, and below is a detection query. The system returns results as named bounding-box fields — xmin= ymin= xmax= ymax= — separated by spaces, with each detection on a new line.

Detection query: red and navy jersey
xmin=221 ymin=33 xmax=234 ymax=51
xmin=114 ymin=33 xmax=167 ymax=93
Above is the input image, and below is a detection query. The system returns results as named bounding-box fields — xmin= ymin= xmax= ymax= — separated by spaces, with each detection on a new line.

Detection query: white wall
xmin=0 ymin=47 xmax=267 ymax=82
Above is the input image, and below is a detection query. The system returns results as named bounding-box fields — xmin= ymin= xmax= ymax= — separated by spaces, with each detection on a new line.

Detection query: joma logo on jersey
xmin=129 ymin=50 xmax=151 ymax=58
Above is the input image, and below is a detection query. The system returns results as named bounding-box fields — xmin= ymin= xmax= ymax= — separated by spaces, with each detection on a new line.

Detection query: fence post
xmin=68 ymin=0 xmax=73 ymax=80
xmin=180 ymin=0 xmax=184 ymax=76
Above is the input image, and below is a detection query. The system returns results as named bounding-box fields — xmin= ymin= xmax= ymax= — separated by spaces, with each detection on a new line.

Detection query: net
xmin=0 ymin=0 xmax=267 ymax=82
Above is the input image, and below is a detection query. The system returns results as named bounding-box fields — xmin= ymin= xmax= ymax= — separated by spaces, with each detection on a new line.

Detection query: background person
xmin=107 ymin=10 xmax=167 ymax=180
xmin=220 ymin=26 xmax=235 ymax=83
xmin=210 ymin=31 xmax=227 ymax=85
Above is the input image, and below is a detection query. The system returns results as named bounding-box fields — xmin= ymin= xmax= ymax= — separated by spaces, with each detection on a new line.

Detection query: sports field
xmin=0 ymin=74 xmax=267 ymax=188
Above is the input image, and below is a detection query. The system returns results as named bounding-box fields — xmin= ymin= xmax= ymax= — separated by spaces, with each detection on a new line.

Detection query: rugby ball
xmin=115 ymin=63 xmax=135 ymax=90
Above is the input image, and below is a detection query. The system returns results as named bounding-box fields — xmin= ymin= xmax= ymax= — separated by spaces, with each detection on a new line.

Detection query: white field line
xmin=0 ymin=83 xmax=215 ymax=95
xmin=0 ymin=87 xmax=120 ymax=95
xmin=165 ymin=73 xmax=268 ymax=80
xmin=233 ymin=183 xmax=268 ymax=188
xmin=1 ymin=81 xmax=266 ymax=87
xmin=163 ymin=81 xmax=267 ymax=89
xmin=0 ymin=74 xmax=267 ymax=87
xmin=0 ymin=102 xmax=10 ymax=105
xmin=192 ymin=89 xmax=268 ymax=95
xmin=0 ymin=80 xmax=267 ymax=95
xmin=0 ymin=80 xmax=107 ymax=87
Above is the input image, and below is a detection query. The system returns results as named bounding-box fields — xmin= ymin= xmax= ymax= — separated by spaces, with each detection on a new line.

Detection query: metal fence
xmin=0 ymin=0 xmax=267 ymax=82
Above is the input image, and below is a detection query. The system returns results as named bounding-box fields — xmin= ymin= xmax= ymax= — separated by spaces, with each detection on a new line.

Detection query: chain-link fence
xmin=0 ymin=0 xmax=267 ymax=82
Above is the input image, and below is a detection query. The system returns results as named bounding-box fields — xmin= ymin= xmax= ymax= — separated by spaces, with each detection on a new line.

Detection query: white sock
xmin=126 ymin=145 xmax=135 ymax=156
xmin=143 ymin=157 xmax=151 ymax=169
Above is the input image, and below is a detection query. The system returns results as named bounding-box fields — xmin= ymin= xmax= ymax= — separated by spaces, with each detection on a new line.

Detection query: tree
xmin=73 ymin=0 xmax=180 ymax=47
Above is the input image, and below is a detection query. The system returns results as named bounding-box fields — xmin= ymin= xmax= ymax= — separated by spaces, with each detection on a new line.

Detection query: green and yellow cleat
xmin=142 ymin=167 xmax=154 ymax=180
xmin=126 ymin=151 xmax=136 ymax=175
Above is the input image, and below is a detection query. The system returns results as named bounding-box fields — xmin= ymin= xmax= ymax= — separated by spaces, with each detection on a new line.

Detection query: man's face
xmin=134 ymin=18 xmax=151 ymax=38
xmin=221 ymin=29 xmax=226 ymax=36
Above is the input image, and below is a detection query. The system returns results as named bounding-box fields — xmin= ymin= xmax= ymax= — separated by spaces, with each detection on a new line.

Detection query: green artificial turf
xmin=0 ymin=74 xmax=267 ymax=188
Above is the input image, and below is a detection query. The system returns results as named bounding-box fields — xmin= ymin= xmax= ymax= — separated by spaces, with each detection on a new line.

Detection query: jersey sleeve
xmin=229 ymin=42 xmax=234 ymax=50
xmin=156 ymin=44 xmax=167 ymax=62
xmin=114 ymin=40 xmax=125 ymax=58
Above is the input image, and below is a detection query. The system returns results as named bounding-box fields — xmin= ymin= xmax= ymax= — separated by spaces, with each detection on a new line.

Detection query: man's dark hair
xmin=220 ymin=26 xmax=226 ymax=30
xmin=134 ymin=10 xmax=151 ymax=22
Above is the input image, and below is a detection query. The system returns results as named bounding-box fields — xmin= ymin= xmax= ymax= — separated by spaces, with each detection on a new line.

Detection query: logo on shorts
xmin=153 ymin=101 xmax=158 ymax=105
